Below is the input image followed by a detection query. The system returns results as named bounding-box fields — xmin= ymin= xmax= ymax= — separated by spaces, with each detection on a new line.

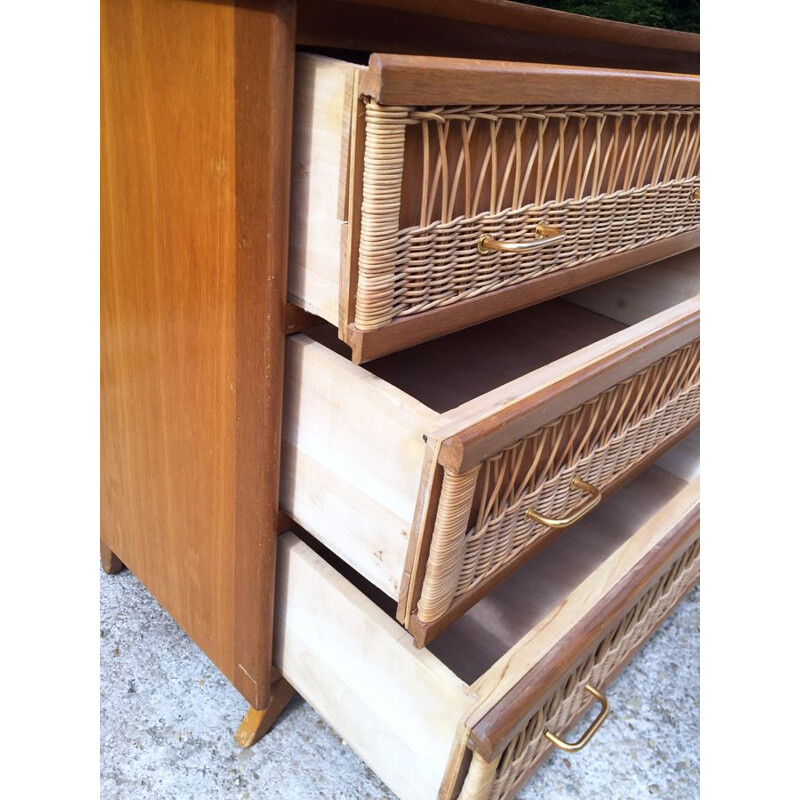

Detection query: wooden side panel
xmin=362 ymin=53 xmax=700 ymax=106
xmin=274 ymin=533 xmax=470 ymax=800
xmin=655 ymin=427 xmax=700 ymax=483
xmin=566 ymin=247 xmax=700 ymax=325
xmin=232 ymin=1 xmax=297 ymax=709
xmin=101 ymin=0 xmax=238 ymax=684
xmin=101 ymin=0 xmax=297 ymax=709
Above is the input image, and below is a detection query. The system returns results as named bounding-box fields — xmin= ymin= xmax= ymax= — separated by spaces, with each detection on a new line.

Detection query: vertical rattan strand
xmin=461 ymin=119 xmax=474 ymax=220
xmin=416 ymin=466 xmax=481 ymax=624
xmin=355 ymin=102 xmax=410 ymax=331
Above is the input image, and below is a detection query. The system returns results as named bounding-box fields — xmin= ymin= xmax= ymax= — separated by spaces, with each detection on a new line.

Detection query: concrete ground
xmin=100 ymin=567 xmax=699 ymax=800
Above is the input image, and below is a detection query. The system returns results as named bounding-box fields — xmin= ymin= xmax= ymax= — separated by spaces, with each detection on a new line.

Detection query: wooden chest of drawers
xmin=100 ymin=1 xmax=700 ymax=797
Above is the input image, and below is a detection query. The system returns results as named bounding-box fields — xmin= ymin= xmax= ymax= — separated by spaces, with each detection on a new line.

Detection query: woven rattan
xmin=356 ymin=103 xmax=700 ymax=330
xmin=416 ymin=340 xmax=700 ymax=625
xmin=458 ymin=538 xmax=700 ymax=800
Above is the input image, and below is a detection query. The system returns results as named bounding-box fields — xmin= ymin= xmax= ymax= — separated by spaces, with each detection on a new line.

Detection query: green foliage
xmin=516 ymin=0 xmax=700 ymax=33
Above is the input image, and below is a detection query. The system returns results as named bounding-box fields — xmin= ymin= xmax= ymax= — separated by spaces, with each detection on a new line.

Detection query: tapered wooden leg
xmin=101 ymin=540 xmax=125 ymax=574
xmin=234 ymin=674 xmax=296 ymax=748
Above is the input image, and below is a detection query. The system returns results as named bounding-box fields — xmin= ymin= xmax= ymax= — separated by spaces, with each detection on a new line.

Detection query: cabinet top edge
xmin=297 ymin=0 xmax=700 ymax=53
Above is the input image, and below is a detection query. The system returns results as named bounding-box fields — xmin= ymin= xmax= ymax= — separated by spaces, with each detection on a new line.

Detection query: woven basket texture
xmin=357 ymin=104 xmax=700 ymax=330
xmin=458 ymin=538 xmax=700 ymax=800
xmin=416 ymin=340 xmax=700 ymax=624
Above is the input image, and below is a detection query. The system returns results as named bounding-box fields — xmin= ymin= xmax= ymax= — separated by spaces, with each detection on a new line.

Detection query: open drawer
xmin=290 ymin=52 xmax=700 ymax=362
xmin=282 ymin=251 xmax=700 ymax=646
xmin=275 ymin=443 xmax=700 ymax=800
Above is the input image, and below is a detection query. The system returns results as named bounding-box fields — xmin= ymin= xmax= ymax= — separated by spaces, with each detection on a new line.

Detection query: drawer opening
xmin=275 ymin=441 xmax=699 ymax=800
xmin=309 ymin=250 xmax=698 ymax=414
xmin=308 ymin=297 xmax=626 ymax=414
xmin=289 ymin=52 xmax=699 ymax=359
xmin=282 ymin=252 xmax=699 ymax=644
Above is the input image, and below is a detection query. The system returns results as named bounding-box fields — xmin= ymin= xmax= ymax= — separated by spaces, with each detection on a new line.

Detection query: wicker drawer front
xmin=412 ymin=339 xmax=699 ymax=638
xmin=459 ymin=538 xmax=700 ymax=800
xmin=290 ymin=54 xmax=699 ymax=362
xmin=276 ymin=466 xmax=700 ymax=800
xmin=359 ymin=104 xmax=698 ymax=331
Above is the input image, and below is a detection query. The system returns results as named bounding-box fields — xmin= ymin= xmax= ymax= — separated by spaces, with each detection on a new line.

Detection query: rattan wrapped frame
xmin=288 ymin=53 xmax=700 ymax=362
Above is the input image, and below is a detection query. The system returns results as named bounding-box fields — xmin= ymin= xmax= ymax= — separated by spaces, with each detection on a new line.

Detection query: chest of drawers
xmin=101 ymin=1 xmax=699 ymax=796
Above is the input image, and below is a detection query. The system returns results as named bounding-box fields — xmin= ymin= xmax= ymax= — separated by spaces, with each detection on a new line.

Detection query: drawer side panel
xmin=281 ymin=335 xmax=437 ymax=598
xmin=275 ymin=534 xmax=470 ymax=800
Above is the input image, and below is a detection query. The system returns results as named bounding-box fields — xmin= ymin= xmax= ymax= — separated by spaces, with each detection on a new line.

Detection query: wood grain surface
xmin=232 ymin=0 xmax=297 ymax=710
xmin=101 ymin=0 xmax=238 ymax=688
xmin=362 ymin=53 xmax=700 ymax=106
xmin=100 ymin=0 xmax=297 ymax=710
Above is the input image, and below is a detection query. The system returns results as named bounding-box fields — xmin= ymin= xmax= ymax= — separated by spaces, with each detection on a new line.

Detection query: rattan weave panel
xmin=416 ymin=340 xmax=700 ymax=625
xmin=458 ymin=538 xmax=701 ymax=800
xmin=356 ymin=103 xmax=700 ymax=330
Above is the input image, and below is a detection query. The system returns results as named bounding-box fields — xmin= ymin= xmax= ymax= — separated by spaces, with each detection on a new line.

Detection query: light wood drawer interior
xmin=275 ymin=437 xmax=700 ymax=800
xmin=290 ymin=52 xmax=700 ymax=361
xmin=282 ymin=250 xmax=700 ymax=645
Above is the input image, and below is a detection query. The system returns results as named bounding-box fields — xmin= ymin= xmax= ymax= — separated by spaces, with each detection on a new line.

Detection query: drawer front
xmin=345 ymin=57 xmax=699 ymax=360
xmin=358 ymin=105 xmax=699 ymax=329
xmin=404 ymin=308 xmax=699 ymax=645
xmin=457 ymin=534 xmax=700 ymax=800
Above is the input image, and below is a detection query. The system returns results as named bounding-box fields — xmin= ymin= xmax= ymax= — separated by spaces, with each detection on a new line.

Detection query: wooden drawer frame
xmin=290 ymin=52 xmax=700 ymax=362
xmin=282 ymin=257 xmax=699 ymax=646
xmin=275 ymin=472 xmax=700 ymax=800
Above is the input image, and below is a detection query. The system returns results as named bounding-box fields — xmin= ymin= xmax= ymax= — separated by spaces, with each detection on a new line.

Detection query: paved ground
xmin=100 ymin=567 xmax=699 ymax=800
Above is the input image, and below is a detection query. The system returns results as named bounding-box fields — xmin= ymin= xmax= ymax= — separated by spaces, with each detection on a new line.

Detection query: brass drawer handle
xmin=544 ymin=684 xmax=610 ymax=753
xmin=477 ymin=222 xmax=565 ymax=254
xmin=691 ymin=187 xmax=700 ymax=201
xmin=525 ymin=476 xmax=602 ymax=529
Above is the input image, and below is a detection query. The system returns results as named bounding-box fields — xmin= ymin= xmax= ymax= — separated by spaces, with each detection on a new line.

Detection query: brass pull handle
xmin=525 ymin=477 xmax=602 ymax=529
xmin=544 ymin=684 xmax=610 ymax=753
xmin=477 ymin=222 xmax=565 ymax=254
xmin=691 ymin=187 xmax=700 ymax=201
